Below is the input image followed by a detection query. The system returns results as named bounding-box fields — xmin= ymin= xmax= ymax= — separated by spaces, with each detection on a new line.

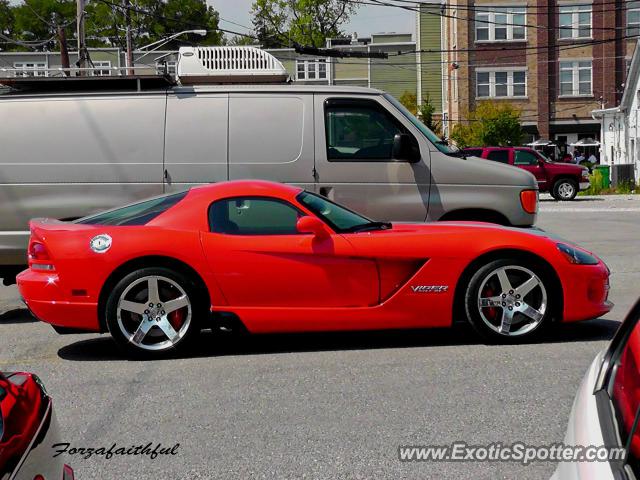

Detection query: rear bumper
xmin=16 ymin=269 xmax=100 ymax=332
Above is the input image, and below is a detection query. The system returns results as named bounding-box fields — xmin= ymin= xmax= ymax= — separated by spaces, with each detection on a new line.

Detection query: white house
xmin=592 ymin=40 xmax=640 ymax=181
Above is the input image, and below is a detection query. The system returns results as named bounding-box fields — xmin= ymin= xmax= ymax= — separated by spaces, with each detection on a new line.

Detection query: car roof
xmin=189 ymin=179 xmax=304 ymax=199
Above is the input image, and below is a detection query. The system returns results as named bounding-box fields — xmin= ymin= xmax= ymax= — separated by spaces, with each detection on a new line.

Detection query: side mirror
xmin=296 ymin=216 xmax=330 ymax=238
xmin=392 ymin=133 xmax=421 ymax=163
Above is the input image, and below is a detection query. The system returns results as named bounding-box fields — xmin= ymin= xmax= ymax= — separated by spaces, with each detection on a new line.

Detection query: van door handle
xmin=164 ymin=169 xmax=170 ymax=183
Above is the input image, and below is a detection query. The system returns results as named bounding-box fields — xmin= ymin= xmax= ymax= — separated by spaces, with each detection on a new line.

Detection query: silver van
xmin=0 ymin=78 xmax=537 ymax=283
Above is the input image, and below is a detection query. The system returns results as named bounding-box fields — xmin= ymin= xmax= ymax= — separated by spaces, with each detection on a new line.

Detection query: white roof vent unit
xmin=177 ymin=46 xmax=289 ymax=84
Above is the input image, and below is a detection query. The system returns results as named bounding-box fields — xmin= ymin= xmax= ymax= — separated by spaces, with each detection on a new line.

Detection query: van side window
xmin=486 ymin=150 xmax=510 ymax=164
xmin=209 ymin=197 xmax=302 ymax=235
xmin=514 ymin=150 xmax=540 ymax=166
xmin=324 ymin=99 xmax=411 ymax=162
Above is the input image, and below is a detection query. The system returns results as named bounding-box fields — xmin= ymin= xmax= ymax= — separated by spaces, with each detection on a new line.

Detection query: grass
xmin=578 ymin=169 xmax=639 ymax=196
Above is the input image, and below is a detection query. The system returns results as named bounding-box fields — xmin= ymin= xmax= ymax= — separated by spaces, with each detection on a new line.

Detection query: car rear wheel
xmin=464 ymin=259 xmax=556 ymax=342
xmin=105 ymin=267 xmax=205 ymax=358
xmin=552 ymin=178 xmax=578 ymax=201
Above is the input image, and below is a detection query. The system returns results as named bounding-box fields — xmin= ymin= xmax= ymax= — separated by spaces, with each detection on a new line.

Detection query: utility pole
xmin=57 ymin=20 xmax=70 ymax=77
xmin=123 ymin=0 xmax=134 ymax=75
xmin=76 ymin=0 xmax=86 ymax=75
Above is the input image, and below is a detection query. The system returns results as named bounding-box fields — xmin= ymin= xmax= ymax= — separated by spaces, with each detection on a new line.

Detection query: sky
xmin=209 ymin=0 xmax=416 ymax=41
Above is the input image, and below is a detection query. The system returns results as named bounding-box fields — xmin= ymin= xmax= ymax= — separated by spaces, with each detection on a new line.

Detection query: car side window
xmin=209 ymin=197 xmax=303 ymax=235
xmin=486 ymin=150 xmax=510 ymax=164
xmin=324 ymin=99 xmax=411 ymax=162
xmin=514 ymin=150 xmax=540 ymax=166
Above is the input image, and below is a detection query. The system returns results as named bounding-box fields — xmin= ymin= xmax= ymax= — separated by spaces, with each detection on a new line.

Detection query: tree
xmin=11 ymin=0 xmax=75 ymax=51
xmin=250 ymin=0 xmax=358 ymax=48
xmin=418 ymin=93 xmax=440 ymax=135
xmin=0 ymin=0 xmax=15 ymax=39
xmin=399 ymin=90 xmax=417 ymax=116
xmin=85 ymin=0 xmax=222 ymax=51
xmin=450 ymin=101 xmax=523 ymax=148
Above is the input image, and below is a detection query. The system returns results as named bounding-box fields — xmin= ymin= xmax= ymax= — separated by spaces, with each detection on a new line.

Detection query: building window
xmin=559 ymin=60 xmax=592 ymax=96
xmin=296 ymin=59 xmax=327 ymax=80
xmin=476 ymin=69 xmax=527 ymax=98
xmin=628 ymin=6 xmax=640 ymax=36
xmin=475 ymin=8 xmax=526 ymax=42
xmin=156 ymin=61 xmax=177 ymax=75
xmin=92 ymin=61 xmax=111 ymax=76
xmin=13 ymin=62 xmax=47 ymax=77
xmin=558 ymin=6 xmax=591 ymax=39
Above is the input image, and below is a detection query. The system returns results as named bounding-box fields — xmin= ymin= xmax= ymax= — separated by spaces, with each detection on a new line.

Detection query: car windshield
xmin=77 ymin=191 xmax=188 ymax=226
xmin=383 ymin=93 xmax=458 ymax=155
xmin=297 ymin=191 xmax=384 ymax=232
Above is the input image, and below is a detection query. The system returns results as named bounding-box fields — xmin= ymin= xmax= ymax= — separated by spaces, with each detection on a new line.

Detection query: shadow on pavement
xmin=0 ymin=307 xmax=36 ymax=324
xmin=540 ymin=197 xmax=605 ymax=203
xmin=57 ymin=317 xmax=621 ymax=362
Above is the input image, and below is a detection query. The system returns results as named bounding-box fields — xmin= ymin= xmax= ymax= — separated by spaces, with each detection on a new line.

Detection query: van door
xmin=313 ymin=94 xmax=431 ymax=222
xmin=163 ymin=90 xmax=228 ymax=192
xmin=0 ymin=94 xmax=165 ymax=267
xmin=227 ymin=93 xmax=315 ymax=191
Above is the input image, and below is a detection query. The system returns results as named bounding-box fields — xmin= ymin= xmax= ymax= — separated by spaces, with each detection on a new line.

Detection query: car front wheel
xmin=105 ymin=267 xmax=204 ymax=358
xmin=464 ymin=259 xmax=556 ymax=342
xmin=552 ymin=178 xmax=578 ymax=201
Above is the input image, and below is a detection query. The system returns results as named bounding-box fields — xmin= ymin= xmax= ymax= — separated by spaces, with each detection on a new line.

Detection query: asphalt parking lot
xmin=1 ymin=194 xmax=640 ymax=480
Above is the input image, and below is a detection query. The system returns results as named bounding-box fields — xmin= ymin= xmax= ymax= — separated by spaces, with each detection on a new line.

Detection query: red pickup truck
xmin=462 ymin=147 xmax=590 ymax=200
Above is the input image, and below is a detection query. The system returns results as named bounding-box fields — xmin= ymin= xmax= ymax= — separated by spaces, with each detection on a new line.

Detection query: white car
xmin=552 ymin=300 xmax=640 ymax=479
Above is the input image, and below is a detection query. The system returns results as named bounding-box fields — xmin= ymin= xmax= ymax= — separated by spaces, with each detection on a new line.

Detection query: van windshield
xmin=383 ymin=93 xmax=458 ymax=155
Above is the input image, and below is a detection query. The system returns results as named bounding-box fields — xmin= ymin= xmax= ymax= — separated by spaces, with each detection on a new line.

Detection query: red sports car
xmin=17 ymin=180 xmax=612 ymax=357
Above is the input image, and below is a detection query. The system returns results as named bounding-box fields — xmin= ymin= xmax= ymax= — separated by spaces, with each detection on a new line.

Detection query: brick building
xmin=440 ymin=0 xmax=637 ymax=154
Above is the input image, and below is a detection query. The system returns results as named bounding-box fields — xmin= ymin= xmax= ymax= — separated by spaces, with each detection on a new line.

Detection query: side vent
xmin=177 ymin=46 xmax=290 ymax=84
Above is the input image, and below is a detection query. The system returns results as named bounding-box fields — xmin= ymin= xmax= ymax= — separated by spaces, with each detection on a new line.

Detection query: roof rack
xmin=0 ymin=75 xmax=176 ymax=94
xmin=177 ymin=46 xmax=289 ymax=84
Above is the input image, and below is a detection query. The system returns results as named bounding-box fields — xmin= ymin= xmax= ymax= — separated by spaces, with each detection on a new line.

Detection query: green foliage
xmin=3 ymin=0 xmax=222 ymax=52
xmin=0 ymin=0 xmax=15 ymax=38
xmin=418 ymin=93 xmax=440 ymax=135
xmin=450 ymin=101 xmax=523 ymax=148
xmin=10 ymin=0 xmax=75 ymax=51
xmin=251 ymin=0 xmax=358 ymax=48
xmin=399 ymin=90 xmax=417 ymax=115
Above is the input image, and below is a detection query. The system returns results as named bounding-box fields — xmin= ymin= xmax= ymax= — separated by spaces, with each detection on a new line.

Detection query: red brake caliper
xmin=482 ymin=287 xmax=497 ymax=320
xmin=168 ymin=309 xmax=185 ymax=331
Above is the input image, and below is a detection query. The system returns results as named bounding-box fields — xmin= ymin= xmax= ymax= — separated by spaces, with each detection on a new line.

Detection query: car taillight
xmin=520 ymin=189 xmax=538 ymax=214
xmin=63 ymin=464 xmax=75 ymax=480
xmin=28 ymin=241 xmax=54 ymax=271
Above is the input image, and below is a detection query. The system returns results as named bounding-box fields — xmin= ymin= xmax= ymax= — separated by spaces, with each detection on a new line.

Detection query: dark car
xmin=0 ymin=372 xmax=74 ymax=480
xmin=463 ymin=147 xmax=590 ymax=200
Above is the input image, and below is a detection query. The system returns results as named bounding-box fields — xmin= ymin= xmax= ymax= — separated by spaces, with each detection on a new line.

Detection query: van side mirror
xmin=296 ymin=216 xmax=330 ymax=238
xmin=392 ymin=133 xmax=420 ymax=163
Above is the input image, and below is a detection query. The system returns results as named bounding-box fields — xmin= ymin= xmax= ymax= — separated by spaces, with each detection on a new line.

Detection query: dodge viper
xmin=17 ymin=180 xmax=612 ymax=357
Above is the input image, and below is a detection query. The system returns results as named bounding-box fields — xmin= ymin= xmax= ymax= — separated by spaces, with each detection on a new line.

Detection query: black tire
xmin=551 ymin=178 xmax=578 ymax=201
xmin=464 ymin=258 xmax=557 ymax=343
xmin=105 ymin=267 xmax=206 ymax=358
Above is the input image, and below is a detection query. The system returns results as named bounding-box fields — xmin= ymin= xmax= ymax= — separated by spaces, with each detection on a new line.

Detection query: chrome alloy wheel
xmin=557 ymin=182 xmax=576 ymax=199
xmin=477 ymin=265 xmax=547 ymax=337
xmin=116 ymin=275 xmax=192 ymax=351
